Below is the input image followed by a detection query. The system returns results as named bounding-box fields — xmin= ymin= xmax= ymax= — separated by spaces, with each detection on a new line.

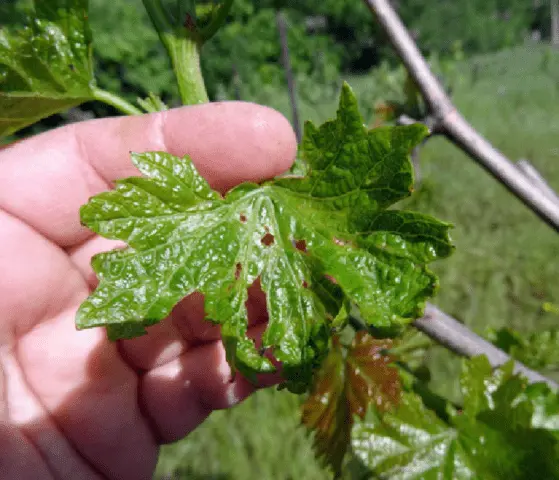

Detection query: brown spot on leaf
xmin=294 ymin=239 xmax=307 ymax=253
xmin=261 ymin=233 xmax=274 ymax=246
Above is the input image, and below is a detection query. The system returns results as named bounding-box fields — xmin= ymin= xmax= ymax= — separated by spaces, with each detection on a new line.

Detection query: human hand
xmin=0 ymin=103 xmax=296 ymax=479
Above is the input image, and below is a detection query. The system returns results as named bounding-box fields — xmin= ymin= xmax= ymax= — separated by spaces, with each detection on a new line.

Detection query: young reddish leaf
xmin=301 ymin=331 xmax=401 ymax=476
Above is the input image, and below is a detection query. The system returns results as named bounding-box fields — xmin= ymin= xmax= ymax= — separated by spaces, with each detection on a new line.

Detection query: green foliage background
xmin=2 ymin=0 xmax=552 ymax=116
xmin=85 ymin=0 xmax=549 ymax=105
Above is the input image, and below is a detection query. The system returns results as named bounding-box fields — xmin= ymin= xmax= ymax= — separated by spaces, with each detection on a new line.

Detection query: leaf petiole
xmin=92 ymin=87 xmax=143 ymax=116
xmin=142 ymin=0 xmax=210 ymax=105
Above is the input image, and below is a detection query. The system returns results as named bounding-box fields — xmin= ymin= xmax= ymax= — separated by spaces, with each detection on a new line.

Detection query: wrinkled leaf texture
xmin=352 ymin=356 xmax=559 ymax=479
xmin=0 ymin=0 xmax=94 ymax=136
xmin=76 ymin=83 xmax=453 ymax=392
xmin=302 ymin=331 xmax=400 ymax=476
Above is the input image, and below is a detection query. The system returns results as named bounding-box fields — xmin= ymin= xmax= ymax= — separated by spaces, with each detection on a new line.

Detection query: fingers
xmin=0 ymin=102 xmax=297 ymax=247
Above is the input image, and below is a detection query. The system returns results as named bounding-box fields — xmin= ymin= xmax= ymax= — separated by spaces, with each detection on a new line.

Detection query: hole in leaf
xmin=235 ymin=263 xmax=242 ymax=280
xmin=244 ymin=278 xmax=279 ymax=366
xmin=239 ymin=214 xmax=247 ymax=223
xmin=261 ymin=233 xmax=275 ymax=246
xmin=293 ymin=239 xmax=307 ymax=253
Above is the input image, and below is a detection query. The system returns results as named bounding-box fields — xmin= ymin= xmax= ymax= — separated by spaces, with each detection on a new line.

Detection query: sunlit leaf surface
xmin=76 ymin=84 xmax=453 ymax=391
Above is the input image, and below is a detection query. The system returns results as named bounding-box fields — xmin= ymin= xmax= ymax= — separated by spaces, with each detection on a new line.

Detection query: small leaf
xmin=76 ymin=84 xmax=453 ymax=391
xmin=351 ymin=356 xmax=559 ymax=479
xmin=301 ymin=332 xmax=401 ymax=476
xmin=352 ymin=393 xmax=473 ymax=479
xmin=0 ymin=0 xmax=95 ymax=136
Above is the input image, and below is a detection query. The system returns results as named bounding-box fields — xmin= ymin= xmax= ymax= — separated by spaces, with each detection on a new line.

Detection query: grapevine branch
xmin=363 ymin=0 xmax=559 ymax=233
xmin=361 ymin=0 xmax=559 ymax=389
xmin=516 ymin=159 xmax=559 ymax=206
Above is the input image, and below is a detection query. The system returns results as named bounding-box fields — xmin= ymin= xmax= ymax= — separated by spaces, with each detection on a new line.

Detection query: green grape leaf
xmin=301 ymin=332 xmax=401 ymax=476
xmin=351 ymin=356 xmax=559 ymax=479
xmin=487 ymin=326 xmax=559 ymax=371
xmin=0 ymin=0 xmax=95 ymax=137
xmin=352 ymin=393 xmax=475 ymax=479
xmin=75 ymin=84 xmax=453 ymax=391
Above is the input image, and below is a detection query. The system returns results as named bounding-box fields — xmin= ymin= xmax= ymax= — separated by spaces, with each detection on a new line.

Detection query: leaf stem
xmin=142 ymin=0 xmax=210 ymax=106
xmin=92 ymin=87 xmax=143 ymax=116
xmin=169 ymin=36 xmax=209 ymax=105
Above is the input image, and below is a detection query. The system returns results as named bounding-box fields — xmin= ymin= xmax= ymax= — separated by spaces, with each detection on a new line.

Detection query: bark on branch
xmin=516 ymin=158 xmax=559 ymax=206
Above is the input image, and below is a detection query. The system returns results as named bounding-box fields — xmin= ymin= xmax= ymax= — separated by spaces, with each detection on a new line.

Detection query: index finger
xmin=0 ymin=102 xmax=297 ymax=247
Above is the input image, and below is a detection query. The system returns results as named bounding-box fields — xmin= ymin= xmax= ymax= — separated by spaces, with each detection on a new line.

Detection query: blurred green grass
xmin=155 ymin=45 xmax=559 ymax=479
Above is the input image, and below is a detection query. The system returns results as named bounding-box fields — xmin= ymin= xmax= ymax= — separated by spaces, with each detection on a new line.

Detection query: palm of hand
xmin=0 ymin=104 xmax=295 ymax=479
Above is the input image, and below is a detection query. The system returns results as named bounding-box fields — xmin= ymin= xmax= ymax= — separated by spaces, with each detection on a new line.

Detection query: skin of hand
xmin=0 ymin=103 xmax=297 ymax=480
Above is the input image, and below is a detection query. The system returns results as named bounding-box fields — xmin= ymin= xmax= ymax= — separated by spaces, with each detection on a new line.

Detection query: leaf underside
xmin=76 ymin=83 xmax=453 ymax=392
xmin=0 ymin=0 xmax=94 ymax=137
xmin=352 ymin=356 xmax=559 ymax=479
